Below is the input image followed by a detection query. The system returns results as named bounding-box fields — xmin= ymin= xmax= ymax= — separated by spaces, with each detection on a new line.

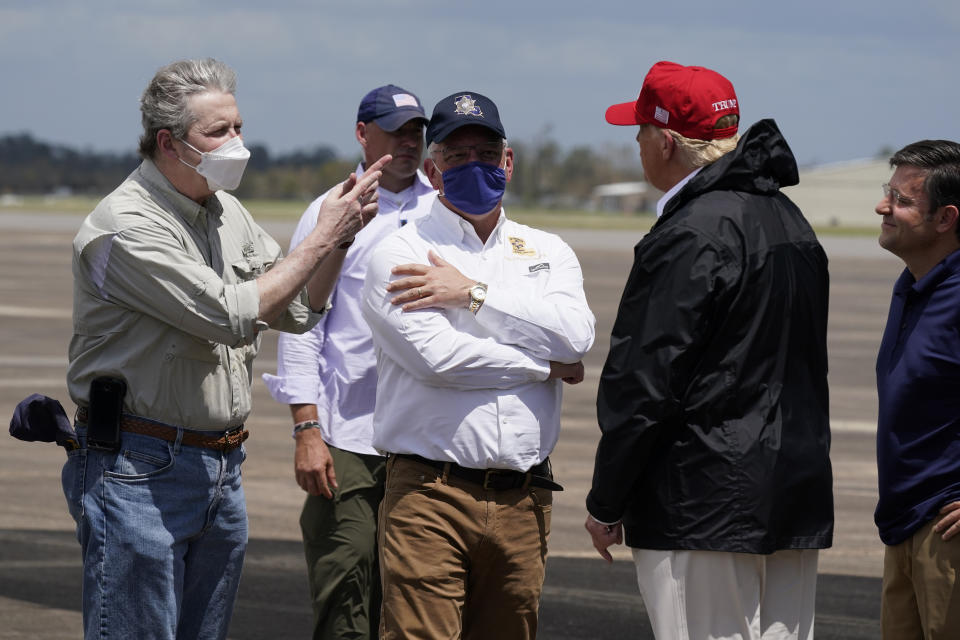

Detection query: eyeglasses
xmin=882 ymin=183 xmax=918 ymax=208
xmin=434 ymin=142 xmax=504 ymax=166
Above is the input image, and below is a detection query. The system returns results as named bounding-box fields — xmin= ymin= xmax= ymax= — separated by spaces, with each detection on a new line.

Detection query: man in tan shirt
xmin=62 ymin=58 xmax=389 ymax=640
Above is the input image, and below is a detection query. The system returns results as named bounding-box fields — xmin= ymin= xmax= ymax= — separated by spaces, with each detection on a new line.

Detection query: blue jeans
xmin=62 ymin=425 xmax=248 ymax=639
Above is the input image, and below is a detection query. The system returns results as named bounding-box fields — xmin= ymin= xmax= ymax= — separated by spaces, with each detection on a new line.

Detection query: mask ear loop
xmin=431 ymin=159 xmax=446 ymax=197
xmin=175 ymin=138 xmax=203 ymax=171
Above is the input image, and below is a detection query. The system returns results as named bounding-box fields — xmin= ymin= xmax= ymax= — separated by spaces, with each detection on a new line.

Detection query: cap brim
xmin=427 ymin=120 xmax=505 ymax=146
xmin=605 ymin=101 xmax=642 ymax=126
xmin=373 ymin=110 xmax=428 ymax=132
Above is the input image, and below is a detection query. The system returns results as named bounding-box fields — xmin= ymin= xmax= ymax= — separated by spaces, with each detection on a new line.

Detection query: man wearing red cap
xmin=584 ymin=61 xmax=834 ymax=640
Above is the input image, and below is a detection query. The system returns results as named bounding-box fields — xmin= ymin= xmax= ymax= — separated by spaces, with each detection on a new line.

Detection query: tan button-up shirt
xmin=68 ymin=159 xmax=322 ymax=431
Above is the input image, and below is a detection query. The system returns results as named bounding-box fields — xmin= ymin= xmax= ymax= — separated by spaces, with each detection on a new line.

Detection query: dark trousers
xmin=300 ymin=445 xmax=385 ymax=640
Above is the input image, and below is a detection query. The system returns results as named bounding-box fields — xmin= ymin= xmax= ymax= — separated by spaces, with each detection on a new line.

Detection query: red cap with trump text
xmin=605 ymin=61 xmax=739 ymax=140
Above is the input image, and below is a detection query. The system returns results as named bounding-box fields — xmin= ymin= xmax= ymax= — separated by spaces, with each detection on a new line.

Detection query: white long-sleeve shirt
xmin=361 ymin=198 xmax=595 ymax=471
xmin=262 ymin=168 xmax=436 ymax=454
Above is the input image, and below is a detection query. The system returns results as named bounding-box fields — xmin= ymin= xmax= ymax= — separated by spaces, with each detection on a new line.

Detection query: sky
xmin=1 ymin=0 xmax=957 ymax=168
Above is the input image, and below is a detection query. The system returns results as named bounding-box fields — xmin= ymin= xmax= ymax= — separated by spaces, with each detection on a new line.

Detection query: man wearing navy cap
xmin=263 ymin=84 xmax=433 ymax=640
xmin=584 ymin=61 xmax=833 ymax=639
xmin=361 ymin=92 xmax=595 ymax=639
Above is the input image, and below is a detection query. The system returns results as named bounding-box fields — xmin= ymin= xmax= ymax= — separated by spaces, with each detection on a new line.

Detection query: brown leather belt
xmin=76 ymin=407 xmax=248 ymax=452
xmin=394 ymin=453 xmax=563 ymax=491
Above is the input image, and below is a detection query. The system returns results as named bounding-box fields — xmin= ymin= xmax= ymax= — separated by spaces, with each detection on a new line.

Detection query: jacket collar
xmin=658 ymin=118 xmax=799 ymax=223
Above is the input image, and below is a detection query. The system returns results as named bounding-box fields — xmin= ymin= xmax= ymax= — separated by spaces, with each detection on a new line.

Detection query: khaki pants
xmin=882 ymin=518 xmax=960 ymax=640
xmin=378 ymin=455 xmax=552 ymax=640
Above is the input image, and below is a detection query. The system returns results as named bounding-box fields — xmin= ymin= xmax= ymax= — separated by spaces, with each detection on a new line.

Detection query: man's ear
xmin=157 ymin=129 xmax=177 ymax=159
xmin=660 ymin=129 xmax=676 ymax=161
xmin=935 ymin=204 xmax=959 ymax=236
xmin=504 ymin=147 xmax=515 ymax=183
xmin=355 ymin=121 xmax=367 ymax=148
xmin=424 ymin=157 xmax=443 ymax=191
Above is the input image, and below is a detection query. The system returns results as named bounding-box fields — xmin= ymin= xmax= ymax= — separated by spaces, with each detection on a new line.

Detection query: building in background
xmin=784 ymin=159 xmax=889 ymax=228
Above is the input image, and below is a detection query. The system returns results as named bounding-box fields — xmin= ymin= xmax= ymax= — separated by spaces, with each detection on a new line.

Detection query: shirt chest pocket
xmin=507 ymin=259 xmax=551 ymax=290
xmin=166 ymin=336 xmax=222 ymax=363
xmin=230 ymin=250 xmax=269 ymax=282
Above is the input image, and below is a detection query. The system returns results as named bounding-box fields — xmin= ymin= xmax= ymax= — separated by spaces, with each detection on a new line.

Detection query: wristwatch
xmin=468 ymin=282 xmax=488 ymax=314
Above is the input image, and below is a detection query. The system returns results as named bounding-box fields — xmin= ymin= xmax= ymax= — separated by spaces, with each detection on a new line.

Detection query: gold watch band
xmin=468 ymin=282 xmax=487 ymax=314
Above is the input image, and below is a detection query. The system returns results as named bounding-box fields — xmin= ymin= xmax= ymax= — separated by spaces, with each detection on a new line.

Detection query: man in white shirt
xmin=361 ymin=91 xmax=596 ymax=640
xmin=263 ymin=85 xmax=433 ymax=640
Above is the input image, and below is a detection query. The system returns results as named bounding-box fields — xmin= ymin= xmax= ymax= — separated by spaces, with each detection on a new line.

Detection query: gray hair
xmin=427 ymin=138 xmax=509 ymax=159
xmin=138 ymin=58 xmax=237 ymax=159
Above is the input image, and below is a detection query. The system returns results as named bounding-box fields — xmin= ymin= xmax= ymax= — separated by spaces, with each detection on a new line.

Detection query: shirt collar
xmin=656 ymin=167 xmax=702 ymax=218
xmin=900 ymin=247 xmax=960 ymax=296
xmin=428 ymin=197 xmax=506 ymax=246
xmin=356 ymin=163 xmax=435 ymax=210
xmin=137 ymin=158 xmax=220 ymax=229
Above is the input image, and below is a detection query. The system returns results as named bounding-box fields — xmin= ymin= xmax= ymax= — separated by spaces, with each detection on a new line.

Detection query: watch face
xmin=472 ymin=286 xmax=486 ymax=301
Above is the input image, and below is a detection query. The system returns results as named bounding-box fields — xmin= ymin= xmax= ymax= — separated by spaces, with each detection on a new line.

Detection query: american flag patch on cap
xmin=392 ymin=93 xmax=419 ymax=108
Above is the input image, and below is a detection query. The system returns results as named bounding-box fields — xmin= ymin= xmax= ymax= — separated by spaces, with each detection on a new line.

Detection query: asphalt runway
xmin=0 ymin=210 xmax=902 ymax=638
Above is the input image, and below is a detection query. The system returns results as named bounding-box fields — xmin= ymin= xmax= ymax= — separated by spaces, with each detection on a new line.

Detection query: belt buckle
xmin=482 ymin=469 xmax=518 ymax=491
xmin=222 ymin=427 xmax=245 ymax=450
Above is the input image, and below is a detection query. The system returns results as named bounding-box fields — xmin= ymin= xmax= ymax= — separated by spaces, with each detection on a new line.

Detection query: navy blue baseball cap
xmin=356 ymin=84 xmax=427 ymax=132
xmin=426 ymin=92 xmax=506 ymax=147
xmin=9 ymin=393 xmax=79 ymax=449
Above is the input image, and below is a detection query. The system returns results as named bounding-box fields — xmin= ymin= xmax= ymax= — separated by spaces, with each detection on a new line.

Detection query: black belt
xmin=394 ymin=453 xmax=563 ymax=491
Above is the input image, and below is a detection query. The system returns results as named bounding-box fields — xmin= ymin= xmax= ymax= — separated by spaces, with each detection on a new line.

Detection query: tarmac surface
xmin=0 ymin=209 xmax=902 ymax=638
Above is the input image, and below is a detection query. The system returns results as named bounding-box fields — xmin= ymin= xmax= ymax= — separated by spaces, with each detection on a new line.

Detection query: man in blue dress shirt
xmin=874 ymin=139 xmax=960 ymax=639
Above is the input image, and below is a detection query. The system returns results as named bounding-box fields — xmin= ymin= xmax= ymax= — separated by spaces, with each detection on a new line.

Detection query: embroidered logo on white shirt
xmin=509 ymin=237 xmax=536 ymax=256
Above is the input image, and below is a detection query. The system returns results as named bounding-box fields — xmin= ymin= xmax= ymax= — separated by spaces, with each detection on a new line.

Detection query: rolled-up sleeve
xmin=263 ymin=325 xmax=325 ymax=404
xmin=83 ymin=224 xmax=261 ymax=346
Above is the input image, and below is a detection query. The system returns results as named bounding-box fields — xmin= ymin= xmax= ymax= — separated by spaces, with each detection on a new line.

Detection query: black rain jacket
xmin=587 ymin=119 xmax=834 ymax=553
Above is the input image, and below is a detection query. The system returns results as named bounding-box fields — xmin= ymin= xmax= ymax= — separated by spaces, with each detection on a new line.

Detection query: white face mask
xmin=178 ymin=136 xmax=250 ymax=191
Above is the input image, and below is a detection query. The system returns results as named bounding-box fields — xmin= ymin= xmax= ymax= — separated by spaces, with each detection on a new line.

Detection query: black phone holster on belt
xmin=86 ymin=377 xmax=127 ymax=452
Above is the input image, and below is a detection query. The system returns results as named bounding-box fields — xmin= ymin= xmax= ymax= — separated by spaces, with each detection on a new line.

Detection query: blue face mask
xmin=440 ymin=161 xmax=507 ymax=216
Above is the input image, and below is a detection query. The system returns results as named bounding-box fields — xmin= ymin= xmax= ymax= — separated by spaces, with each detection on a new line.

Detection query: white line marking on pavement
xmin=0 ymin=377 xmax=66 ymax=388
xmin=0 ymin=356 xmax=67 ymax=367
xmin=0 ymin=305 xmax=71 ymax=319
xmin=832 ymin=420 xmax=876 ymax=433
